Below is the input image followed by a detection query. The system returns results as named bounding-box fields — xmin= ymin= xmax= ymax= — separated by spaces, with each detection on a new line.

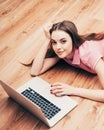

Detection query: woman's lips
xmin=57 ymin=51 xmax=64 ymax=55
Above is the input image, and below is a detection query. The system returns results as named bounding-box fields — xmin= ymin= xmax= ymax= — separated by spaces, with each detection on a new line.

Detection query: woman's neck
xmin=65 ymin=50 xmax=74 ymax=60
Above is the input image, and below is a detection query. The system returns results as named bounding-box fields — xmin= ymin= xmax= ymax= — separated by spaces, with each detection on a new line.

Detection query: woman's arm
xmin=31 ymin=22 xmax=60 ymax=76
xmin=50 ymin=58 xmax=104 ymax=102
xmin=31 ymin=40 xmax=60 ymax=76
xmin=50 ymin=82 xmax=104 ymax=102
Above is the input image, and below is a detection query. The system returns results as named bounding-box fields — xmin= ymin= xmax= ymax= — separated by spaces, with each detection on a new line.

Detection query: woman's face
xmin=50 ymin=30 xmax=73 ymax=59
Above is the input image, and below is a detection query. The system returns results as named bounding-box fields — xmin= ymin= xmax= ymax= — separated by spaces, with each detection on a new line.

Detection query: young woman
xmin=31 ymin=20 xmax=104 ymax=102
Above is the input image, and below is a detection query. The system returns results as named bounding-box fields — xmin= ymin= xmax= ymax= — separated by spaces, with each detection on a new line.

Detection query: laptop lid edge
xmin=0 ymin=80 xmax=51 ymax=127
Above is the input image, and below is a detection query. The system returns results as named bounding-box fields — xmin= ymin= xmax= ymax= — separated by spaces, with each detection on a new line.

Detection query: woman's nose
xmin=56 ymin=43 xmax=61 ymax=49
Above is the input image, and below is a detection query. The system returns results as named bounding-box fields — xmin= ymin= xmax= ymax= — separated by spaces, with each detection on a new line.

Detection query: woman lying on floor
xmin=30 ymin=20 xmax=104 ymax=102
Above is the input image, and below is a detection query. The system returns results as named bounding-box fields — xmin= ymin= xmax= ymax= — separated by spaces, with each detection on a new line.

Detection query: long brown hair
xmin=46 ymin=20 xmax=104 ymax=57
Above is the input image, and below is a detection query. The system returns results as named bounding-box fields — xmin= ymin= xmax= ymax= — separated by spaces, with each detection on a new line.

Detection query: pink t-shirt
xmin=63 ymin=39 xmax=104 ymax=74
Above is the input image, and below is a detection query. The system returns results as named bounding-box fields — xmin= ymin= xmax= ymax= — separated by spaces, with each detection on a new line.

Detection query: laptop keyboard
xmin=21 ymin=87 xmax=61 ymax=120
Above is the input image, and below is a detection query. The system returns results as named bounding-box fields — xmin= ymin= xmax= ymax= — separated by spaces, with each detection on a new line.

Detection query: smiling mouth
xmin=57 ymin=51 xmax=64 ymax=55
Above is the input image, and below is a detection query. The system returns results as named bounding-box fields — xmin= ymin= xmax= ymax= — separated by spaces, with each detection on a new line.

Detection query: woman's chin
xmin=57 ymin=55 xmax=66 ymax=59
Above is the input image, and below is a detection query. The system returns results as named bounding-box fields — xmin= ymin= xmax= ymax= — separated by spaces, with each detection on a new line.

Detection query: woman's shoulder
xmin=79 ymin=39 xmax=103 ymax=56
xmin=79 ymin=40 xmax=94 ymax=57
xmin=79 ymin=40 xmax=104 ymax=70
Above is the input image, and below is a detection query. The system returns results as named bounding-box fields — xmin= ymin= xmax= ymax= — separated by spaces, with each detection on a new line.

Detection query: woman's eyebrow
xmin=51 ymin=38 xmax=66 ymax=42
xmin=50 ymin=39 xmax=56 ymax=42
xmin=60 ymin=38 xmax=66 ymax=41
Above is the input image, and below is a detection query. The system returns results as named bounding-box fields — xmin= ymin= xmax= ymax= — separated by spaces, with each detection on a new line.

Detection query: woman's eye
xmin=61 ymin=40 xmax=66 ymax=43
xmin=51 ymin=40 xmax=57 ymax=45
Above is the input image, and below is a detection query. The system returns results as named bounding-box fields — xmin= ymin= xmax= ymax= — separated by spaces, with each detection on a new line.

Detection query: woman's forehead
xmin=51 ymin=30 xmax=70 ymax=40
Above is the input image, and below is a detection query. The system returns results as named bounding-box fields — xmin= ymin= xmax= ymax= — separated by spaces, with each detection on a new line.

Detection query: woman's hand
xmin=50 ymin=82 xmax=75 ymax=96
xmin=43 ymin=22 xmax=53 ymax=39
xmin=50 ymin=82 xmax=104 ymax=102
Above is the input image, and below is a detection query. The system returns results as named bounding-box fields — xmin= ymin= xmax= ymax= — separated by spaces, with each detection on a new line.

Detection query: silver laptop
xmin=0 ymin=76 xmax=78 ymax=127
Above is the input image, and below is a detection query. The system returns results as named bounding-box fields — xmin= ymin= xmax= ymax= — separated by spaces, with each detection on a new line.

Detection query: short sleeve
xmin=79 ymin=41 xmax=103 ymax=70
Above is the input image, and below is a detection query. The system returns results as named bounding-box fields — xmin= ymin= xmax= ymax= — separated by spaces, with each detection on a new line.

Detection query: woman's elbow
xmin=30 ymin=66 xmax=46 ymax=76
xmin=30 ymin=70 xmax=40 ymax=77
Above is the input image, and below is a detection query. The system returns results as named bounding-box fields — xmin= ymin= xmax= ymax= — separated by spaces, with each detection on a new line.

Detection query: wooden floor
xmin=0 ymin=0 xmax=104 ymax=129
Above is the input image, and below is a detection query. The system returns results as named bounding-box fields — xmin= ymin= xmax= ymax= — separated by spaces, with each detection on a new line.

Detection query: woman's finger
xmin=51 ymin=82 xmax=63 ymax=86
xmin=54 ymin=91 xmax=66 ymax=97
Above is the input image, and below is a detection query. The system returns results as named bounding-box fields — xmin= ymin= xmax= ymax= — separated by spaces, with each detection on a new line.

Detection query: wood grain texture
xmin=0 ymin=0 xmax=104 ymax=130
